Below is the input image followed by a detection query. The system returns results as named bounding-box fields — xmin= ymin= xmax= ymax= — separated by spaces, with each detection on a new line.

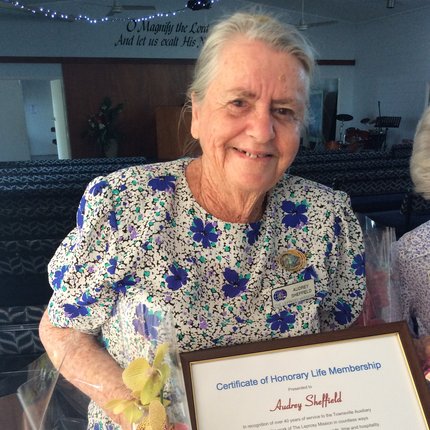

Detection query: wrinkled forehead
xmin=213 ymin=36 xmax=309 ymax=93
xmin=211 ymin=40 xmax=308 ymax=99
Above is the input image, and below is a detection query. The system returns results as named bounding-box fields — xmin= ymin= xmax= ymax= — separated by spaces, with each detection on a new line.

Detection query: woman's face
xmin=191 ymin=36 xmax=308 ymax=195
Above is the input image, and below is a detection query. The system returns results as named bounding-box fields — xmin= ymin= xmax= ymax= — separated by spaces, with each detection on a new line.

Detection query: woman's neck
xmin=185 ymin=158 xmax=267 ymax=224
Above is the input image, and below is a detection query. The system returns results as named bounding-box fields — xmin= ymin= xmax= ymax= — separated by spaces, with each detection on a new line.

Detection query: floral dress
xmin=47 ymin=158 xmax=366 ymax=429
xmin=391 ymin=220 xmax=430 ymax=337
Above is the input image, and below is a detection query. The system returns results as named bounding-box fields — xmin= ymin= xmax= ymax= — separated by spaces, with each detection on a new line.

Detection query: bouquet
xmin=355 ymin=214 xmax=401 ymax=326
xmin=105 ymin=301 xmax=191 ymax=430
xmin=81 ymin=96 xmax=124 ymax=156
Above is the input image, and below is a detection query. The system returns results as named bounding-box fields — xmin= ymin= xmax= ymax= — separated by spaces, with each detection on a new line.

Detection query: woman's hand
xmin=420 ymin=335 xmax=430 ymax=360
xmin=39 ymin=310 xmax=134 ymax=427
xmin=413 ymin=335 xmax=430 ymax=378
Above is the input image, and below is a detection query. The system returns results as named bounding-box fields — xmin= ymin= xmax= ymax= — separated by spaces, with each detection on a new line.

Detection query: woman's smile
xmin=232 ymin=147 xmax=274 ymax=160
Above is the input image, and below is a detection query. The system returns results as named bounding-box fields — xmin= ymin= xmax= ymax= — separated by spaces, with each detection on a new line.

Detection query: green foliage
xmin=81 ymin=96 xmax=124 ymax=146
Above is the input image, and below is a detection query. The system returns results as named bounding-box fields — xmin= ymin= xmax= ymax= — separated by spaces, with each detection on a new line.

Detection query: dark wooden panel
xmin=155 ymin=106 xmax=192 ymax=161
xmin=62 ymin=61 xmax=195 ymax=159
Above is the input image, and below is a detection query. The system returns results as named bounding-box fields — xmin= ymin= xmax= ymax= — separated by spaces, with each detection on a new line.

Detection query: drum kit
xmin=325 ymin=111 xmax=400 ymax=152
xmin=325 ymin=113 xmax=355 ymax=151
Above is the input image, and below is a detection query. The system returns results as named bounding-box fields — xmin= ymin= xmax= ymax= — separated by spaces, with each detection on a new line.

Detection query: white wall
xmin=0 ymin=65 xmax=62 ymax=161
xmin=353 ymin=9 xmax=430 ymax=146
xmin=22 ymin=80 xmax=57 ymax=158
xmin=0 ymin=3 xmax=429 ymax=154
xmin=0 ymin=80 xmax=31 ymax=161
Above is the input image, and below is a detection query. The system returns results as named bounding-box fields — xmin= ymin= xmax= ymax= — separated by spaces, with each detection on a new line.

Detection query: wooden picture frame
xmin=180 ymin=321 xmax=430 ymax=430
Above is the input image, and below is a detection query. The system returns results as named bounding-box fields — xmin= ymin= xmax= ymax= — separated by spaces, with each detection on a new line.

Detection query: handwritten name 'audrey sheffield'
xmin=270 ymin=391 xmax=343 ymax=412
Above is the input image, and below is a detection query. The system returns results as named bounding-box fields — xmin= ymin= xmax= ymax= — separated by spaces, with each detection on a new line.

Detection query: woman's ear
xmin=190 ymin=92 xmax=200 ymax=140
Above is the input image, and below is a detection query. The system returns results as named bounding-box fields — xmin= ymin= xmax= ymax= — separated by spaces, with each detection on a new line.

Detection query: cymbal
xmin=336 ymin=114 xmax=353 ymax=122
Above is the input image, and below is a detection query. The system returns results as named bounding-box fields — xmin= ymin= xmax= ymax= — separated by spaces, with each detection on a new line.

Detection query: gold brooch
xmin=279 ymin=249 xmax=307 ymax=273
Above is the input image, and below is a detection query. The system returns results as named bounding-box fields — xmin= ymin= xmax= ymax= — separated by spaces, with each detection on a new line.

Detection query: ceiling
xmin=0 ymin=0 xmax=429 ymax=23
xmin=252 ymin=0 xmax=430 ymax=23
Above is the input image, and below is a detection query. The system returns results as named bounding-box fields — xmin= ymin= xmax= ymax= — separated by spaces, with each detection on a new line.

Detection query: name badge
xmin=271 ymin=279 xmax=315 ymax=309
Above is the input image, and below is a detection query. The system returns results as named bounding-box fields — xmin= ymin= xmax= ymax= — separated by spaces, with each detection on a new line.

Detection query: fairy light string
xmin=0 ymin=0 xmax=217 ymax=23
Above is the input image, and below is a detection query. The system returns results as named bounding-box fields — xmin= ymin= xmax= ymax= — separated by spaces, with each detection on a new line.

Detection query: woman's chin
xmin=229 ymin=172 xmax=277 ymax=196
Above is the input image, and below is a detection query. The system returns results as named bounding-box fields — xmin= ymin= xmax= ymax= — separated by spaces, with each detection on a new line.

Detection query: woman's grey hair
xmin=181 ymin=11 xmax=316 ymax=156
xmin=410 ymin=106 xmax=430 ymax=200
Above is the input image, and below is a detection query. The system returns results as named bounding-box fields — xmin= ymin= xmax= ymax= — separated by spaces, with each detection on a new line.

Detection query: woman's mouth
xmin=234 ymin=148 xmax=272 ymax=159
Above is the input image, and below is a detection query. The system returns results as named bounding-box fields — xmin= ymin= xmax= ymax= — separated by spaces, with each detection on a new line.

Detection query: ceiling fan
xmin=105 ymin=0 xmax=155 ymax=17
xmin=296 ymin=0 xmax=338 ymax=31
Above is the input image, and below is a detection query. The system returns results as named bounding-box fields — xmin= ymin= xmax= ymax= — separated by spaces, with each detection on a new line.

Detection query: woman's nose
xmin=246 ymin=109 xmax=275 ymax=142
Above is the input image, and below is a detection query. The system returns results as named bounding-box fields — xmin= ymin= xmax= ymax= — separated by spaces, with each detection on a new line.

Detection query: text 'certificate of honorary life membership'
xmin=181 ymin=322 xmax=430 ymax=430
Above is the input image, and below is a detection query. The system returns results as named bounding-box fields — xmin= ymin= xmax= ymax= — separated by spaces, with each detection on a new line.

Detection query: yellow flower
xmin=105 ymin=343 xmax=170 ymax=429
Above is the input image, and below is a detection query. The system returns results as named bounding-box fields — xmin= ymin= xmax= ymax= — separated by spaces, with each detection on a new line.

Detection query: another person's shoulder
xmin=396 ymin=220 xmax=430 ymax=254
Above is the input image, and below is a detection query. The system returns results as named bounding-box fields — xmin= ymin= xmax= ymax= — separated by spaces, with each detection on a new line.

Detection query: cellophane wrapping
xmin=355 ymin=214 xmax=401 ymax=326
xmin=0 ymin=352 xmax=89 ymax=429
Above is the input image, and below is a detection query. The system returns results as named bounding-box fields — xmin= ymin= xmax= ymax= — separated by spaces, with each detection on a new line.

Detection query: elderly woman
xmin=40 ymin=12 xmax=366 ymax=429
xmin=391 ymin=106 xmax=430 ymax=380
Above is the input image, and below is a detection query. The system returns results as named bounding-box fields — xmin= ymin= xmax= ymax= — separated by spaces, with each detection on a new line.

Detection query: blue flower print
xmin=235 ymin=316 xmax=246 ymax=324
xmin=76 ymin=292 xmax=97 ymax=306
xmin=199 ymin=316 xmax=208 ymax=330
xmin=325 ymin=242 xmax=333 ymax=258
xmin=89 ymin=180 xmax=108 ymax=196
xmin=112 ymin=274 xmax=139 ymax=294
xmin=128 ymin=225 xmax=138 ymax=239
xmin=64 ymin=291 xmax=98 ymax=319
xmin=52 ymin=265 xmax=68 ymax=290
xmin=166 ymin=265 xmax=188 ymax=291
xmin=221 ymin=268 xmax=249 ymax=298
xmin=77 ymin=196 xmax=86 ymax=229
xmin=267 ymin=310 xmax=296 ymax=333
xmin=107 ymin=258 xmax=117 ymax=275
xmin=148 ymin=175 xmax=176 ymax=192
xmin=301 ymin=265 xmax=318 ymax=281
xmin=64 ymin=303 xmax=89 ymax=319
xmin=133 ymin=303 xmax=161 ymax=340
xmin=108 ymin=211 xmax=118 ymax=231
xmin=190 ymin=217 xmax=218 ymax=248
xmin=93 ymin=423 xmax=112 ymax=430
xmin=246 ymin=222 xmax=261 ymax=245
xmin=349 ymin=289 xmax=363 ymax=299
xmin=352 ymin=253 xmax=365 ymax=276
xmin=333 ymin=299 xmax=353 ymax=325
xmin=334 ymin=216 xmax=342 ymax=236
xmin=315 ymin=290 xmax=328 ymax=305
xmin=281 ymin=200 xmax=308 ymax=228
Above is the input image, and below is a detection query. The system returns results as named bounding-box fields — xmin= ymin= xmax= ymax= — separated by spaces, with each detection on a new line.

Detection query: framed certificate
xmin=180 ymin=322 xmax=430 ymax=430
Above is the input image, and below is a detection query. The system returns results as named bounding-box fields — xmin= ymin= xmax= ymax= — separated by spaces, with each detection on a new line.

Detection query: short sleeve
xmin=318 ymin=191 xmax=367 ymax=331
xmin=47 ymin=175 xmax=127 ymax=334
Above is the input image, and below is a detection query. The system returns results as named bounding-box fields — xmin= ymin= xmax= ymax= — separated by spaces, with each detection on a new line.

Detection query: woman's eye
xmin=230 ymin=99 xmax=246 ymax=108
xmin=273 ymin=107 xmax=301 ymax=123
xmin=275 ymin=107 xmax=294 ymax=117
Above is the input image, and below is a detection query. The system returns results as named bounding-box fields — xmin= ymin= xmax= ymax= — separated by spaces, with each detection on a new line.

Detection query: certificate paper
xmin=181 ymin=322 xmax=430 ymax=430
